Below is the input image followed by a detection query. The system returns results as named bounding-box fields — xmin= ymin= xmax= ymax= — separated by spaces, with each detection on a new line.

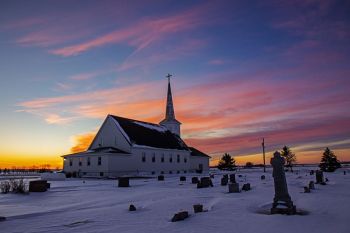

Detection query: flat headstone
xmin=191 ymin=177 xmax=199 ymax=184
xmin=29 ymin=180 xmax=48 ymax=192
xmin=193 ymin=204 xmax=203 ymax=213
xmin=118 ymin=177 xmax=129 ymax=187
xmin=129 ymin=204 xmax=136 ymax=211
xmin=242 ymin=183 xmax=251 ymax=191
xmin=228 ymin=183 xmax=240 ymax=193
xmin=180 ymin=176 xmax=186 ymax=182
xmin=158 ymin=175 xmax=164 ymax=181
xmin=221 ymin=177 xmax=228 ymax=186
xmin=229 ymin=174 xmax=236 ymax=183
xmin=171 ymin=211 xmax=189 ymax=222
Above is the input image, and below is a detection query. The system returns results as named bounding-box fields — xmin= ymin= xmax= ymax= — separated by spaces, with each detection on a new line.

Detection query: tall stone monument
xmin=270 ymin=151 xmax=296 ymax=215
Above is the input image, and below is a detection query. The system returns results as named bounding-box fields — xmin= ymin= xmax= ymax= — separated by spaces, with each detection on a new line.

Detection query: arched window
xmin=152 ymin=153 xmax=156 ymax=163
xmin=177 ymin=154 xmax=180 ymax=163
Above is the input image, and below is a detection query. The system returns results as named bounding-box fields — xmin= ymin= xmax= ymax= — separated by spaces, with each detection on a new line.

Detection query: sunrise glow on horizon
xmin=0 ymin=0 xmax=350 ymax=169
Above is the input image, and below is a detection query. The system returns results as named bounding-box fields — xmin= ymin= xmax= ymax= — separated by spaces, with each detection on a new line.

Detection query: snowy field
xmin=1 ymin=167 xmax=350 ymax=233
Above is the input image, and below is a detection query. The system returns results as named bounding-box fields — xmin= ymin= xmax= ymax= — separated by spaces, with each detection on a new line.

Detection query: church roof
xmin=110 ymin=115 xmax=189 ymax=151
xmin=62 ymin=146 xmax=130 ymax=157
xmin=189 ymin=147 xmax=211 ymax=158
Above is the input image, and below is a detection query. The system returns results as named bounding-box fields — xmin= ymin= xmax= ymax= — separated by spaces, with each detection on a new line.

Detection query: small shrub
xmin=10 ymin=179 xmax=27 ymax=193
xmin=0 ymin=181 xmax=11 ymax=194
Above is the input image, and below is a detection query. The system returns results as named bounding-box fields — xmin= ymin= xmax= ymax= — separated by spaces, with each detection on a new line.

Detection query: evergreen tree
xmin=319 ymin=147 xmax=341 ymax=172
xmin=217 ymin=153 xmax=236 ymax=170
xmin=280 ymin=146 xmax=297 ymax=172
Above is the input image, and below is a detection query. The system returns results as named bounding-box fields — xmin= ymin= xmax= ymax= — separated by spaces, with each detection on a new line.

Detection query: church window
xmin=69 ymin=159 xmax=73 ymax=166
xmin=87 ymin=157 xmax=91 ymax=166
xmin=142 ymin=152 xmax=146 ymax=162
xmin=184 ymin=157 xmax=187 ymax=163
xmin=177 ymin=154 xmax=180 ymax=163
xmin=161 ymin=154 xmax=164 ymax=163
xmin=152 ymin=153 xmax=155 ymax=163
xmin=98 ymin=157 xmax=102 ymax=166
xmin=169 ymin=154 xmax=173 ymax=163
xmin=79 ymin=158 xmax=82 ymax=166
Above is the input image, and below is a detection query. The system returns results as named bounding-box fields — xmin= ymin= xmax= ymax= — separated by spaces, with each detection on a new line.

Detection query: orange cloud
xmin=70 ymin=132 xmax=96 ymax=153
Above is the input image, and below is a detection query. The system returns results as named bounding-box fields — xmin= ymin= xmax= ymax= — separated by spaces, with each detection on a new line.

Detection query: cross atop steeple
xmin=166 ymin=73 xmax=172 ymax=83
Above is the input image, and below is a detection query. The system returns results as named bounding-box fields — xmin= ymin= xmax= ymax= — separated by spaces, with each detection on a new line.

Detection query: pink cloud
xmin=50 ymin=3 xmax=217 ymax=57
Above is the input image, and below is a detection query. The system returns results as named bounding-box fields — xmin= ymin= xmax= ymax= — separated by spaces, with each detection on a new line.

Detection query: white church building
xmin=62 ymin=76 xmax=210 ymax=177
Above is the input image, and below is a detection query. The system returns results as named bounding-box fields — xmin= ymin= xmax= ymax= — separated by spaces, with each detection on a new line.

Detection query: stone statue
xmin=270 ymin=151 xmax=296 ymax=215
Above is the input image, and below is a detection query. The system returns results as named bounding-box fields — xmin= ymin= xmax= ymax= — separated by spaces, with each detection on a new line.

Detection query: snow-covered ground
xmin=1 ymin=167 xmax=349 ymax=233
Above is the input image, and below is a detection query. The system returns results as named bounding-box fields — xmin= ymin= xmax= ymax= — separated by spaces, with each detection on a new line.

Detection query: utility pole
xmin=262 ymin=138 xmax=266 ymax=173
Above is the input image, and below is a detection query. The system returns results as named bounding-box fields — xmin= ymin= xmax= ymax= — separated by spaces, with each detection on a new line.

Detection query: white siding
xmin=89 ymin=116 xmax=131 ymax=153
xmin=63 ymin=154 xmax=109 ymax=177
xmin=189 ymin=156 xmax=210 ymax=172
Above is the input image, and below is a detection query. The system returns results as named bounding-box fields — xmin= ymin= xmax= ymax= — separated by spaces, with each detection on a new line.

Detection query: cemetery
xmin=0 ymin=166 xmax=349 ymax=233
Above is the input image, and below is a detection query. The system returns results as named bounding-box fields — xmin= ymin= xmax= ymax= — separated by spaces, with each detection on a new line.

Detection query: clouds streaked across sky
xmin=0 ymin=0 xmax=349 ymax=167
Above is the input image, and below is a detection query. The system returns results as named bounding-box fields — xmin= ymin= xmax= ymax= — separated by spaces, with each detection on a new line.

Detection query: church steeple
xmin=165 ymin=74 xmax=175 ymax=120
xmin=160 ymin=74 xmax=181 ymax=137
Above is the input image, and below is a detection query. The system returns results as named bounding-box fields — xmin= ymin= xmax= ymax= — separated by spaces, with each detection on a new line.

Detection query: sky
xmin=0 ymin=0 xmax=349 ymax=168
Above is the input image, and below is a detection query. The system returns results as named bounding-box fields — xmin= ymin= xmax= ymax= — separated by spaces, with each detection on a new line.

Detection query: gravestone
xmin=315 ymin=170 xmax=324 ymax=184
xmin=158 ymin=175 xmax=164 ymax=181
xmin=118 ymin=177 xmax=130 ymax=187
xmin=191 ymin=177 xmax=199 ymax=184
xmin=129 ymin=204 xmax=136 ymax=211
xmin=29 ymin=180 xmax=48 ymax=192
xmin=309 ymin=181 xmax=315 ymax=190
xmin=261 ymin=175 xmax=266 ymax=180
xmin=193 ymin=204 xmax=203 ymax=213
xmin=221 ymin=177 xmax=228 ymax=186
xmin=242 ymin=183 xmax=251 ymax=191
xmin=228 ymin=183 xmax=240 ymax=193
xmin=197 ymin=177 xmax=213 ymax=188
xmin=180 ymin=176 xmax=186 ymax=181
xmin=304 ymin=186 xmax=310 ymax=193
xmin=171 ymin=211 xmax=189 ymax=222
xmin=229 ymin=174 xmax=236 ymax=183
xmin=270 ymin=151 xmax=296 ymax=215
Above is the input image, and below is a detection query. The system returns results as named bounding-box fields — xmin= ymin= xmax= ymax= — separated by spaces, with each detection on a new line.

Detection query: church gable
xmin=89 ymin=115 xmax=132 ymax=152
